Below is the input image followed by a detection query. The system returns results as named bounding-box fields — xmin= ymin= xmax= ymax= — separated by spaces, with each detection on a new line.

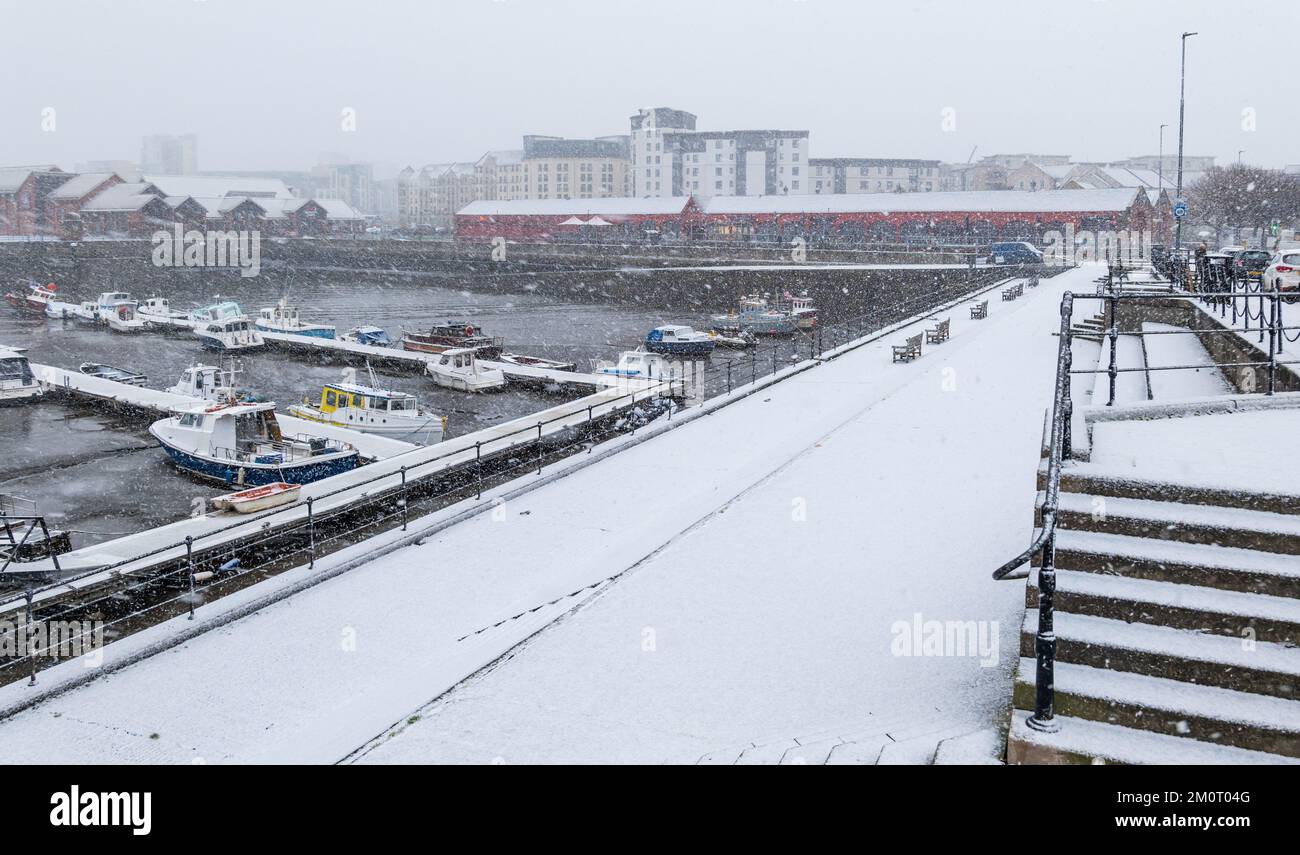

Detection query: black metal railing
xmin=992 ymin=274 xmax=1300 ymax=733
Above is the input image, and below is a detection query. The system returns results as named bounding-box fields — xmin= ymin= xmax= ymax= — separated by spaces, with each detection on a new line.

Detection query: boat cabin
xmin=191 ymin=301 xmax=245 ymax=323
xmin=316 ymin=382 xmax=418 ymax=414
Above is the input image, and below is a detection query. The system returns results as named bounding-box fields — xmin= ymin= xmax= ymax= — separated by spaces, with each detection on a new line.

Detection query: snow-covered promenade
xmin=0 ymin=266 xmax=1085 ymax=764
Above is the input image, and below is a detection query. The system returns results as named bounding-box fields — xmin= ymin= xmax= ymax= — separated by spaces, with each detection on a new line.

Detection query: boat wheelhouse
xmin=288 ymin=381 xmax=447 ymax=445
xmin=425 ymin=347 xmax=507 ymax=392
xmin=104 ymin=300 xmax=147 ymax=333
xmin=255 ymin=298 xmax=336 ymax=339
xmin=194 ymin=318 xmax=265 ymax=351
xmin=402 ymin=322 xmax=503 ymax=358
xmin=644 ymin=325 xmax=716 ymax=356
xmin=149 ymin=400 xmax=359 ymax=487
xmin=167 ymin=363 xmax=255 ymax=403
xmin=0 ymin=346 xmax=42 ymax=403
xmin=188 ymin=301 xmax=245 ymax=325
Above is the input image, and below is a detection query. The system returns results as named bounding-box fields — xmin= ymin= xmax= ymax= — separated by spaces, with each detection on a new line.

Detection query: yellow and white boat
xmin=287 ymin=381 xmax=447 ymax=445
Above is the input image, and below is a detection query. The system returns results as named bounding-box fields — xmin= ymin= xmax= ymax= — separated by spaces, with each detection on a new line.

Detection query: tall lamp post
xmin=1173 ymin=31 xmax=1197 ymax=254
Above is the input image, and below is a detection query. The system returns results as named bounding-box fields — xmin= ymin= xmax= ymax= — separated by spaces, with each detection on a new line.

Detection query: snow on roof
xmin=143 ymin=174 xmax=296 ymax=200
xmin=79 ymin=183 xmax=163 ymax=212
xmin=458 ymin=197 xmax=694 ymax=217
xmin=310 ymin=198 xmax=365 ymax=219
xmin=49 ymin=173 xmax=117 ymax=200
xmin=0 ymin=165 xmax=62 ymax=193
xmin=480 ymin=149 xmax=523 ymax=166
xmin=703 ymin=188 xmax=1142 ymax=215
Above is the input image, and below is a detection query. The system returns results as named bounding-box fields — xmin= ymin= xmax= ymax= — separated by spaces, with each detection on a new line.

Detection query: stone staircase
xmin=692 ymin=716 xmax=1003 ymax=765
xmin=1007 ymin=463 xmax=1300 ymax=764
xmin=1070 ymin=312 xmax=1107 ymax=343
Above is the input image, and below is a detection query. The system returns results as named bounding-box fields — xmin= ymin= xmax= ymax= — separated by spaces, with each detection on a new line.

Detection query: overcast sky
xmin=2 ymin=0 xmax=1294 ymax=177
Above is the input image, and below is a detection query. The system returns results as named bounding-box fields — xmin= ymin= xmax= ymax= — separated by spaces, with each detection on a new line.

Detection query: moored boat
xmin=255 ymin=298 xmax=336 ymax=339
xmin=712 ymin=293 xmax=797 ymax=336
xmin=211 ymin=482 xmax=302 ymax=514
xmin=138 ymin=297 xmax=187 ymax=326
xmin=497 ymin=352 xmax=577 ymax=372
xmin=787 ymin=291 xmax=818 ymax=329
xmin=194 ymin=317 xmax=265 ymax=351
xmin=104 ymin=300 xmax=147 ymax=333
xmin=708 ymin=329 xmax=756 ymax=348
xmin=188 ymin=301 xmax=245 ymax=325
xmin=425 ymin=347 xmax=507 ymax=392
xmin=4 ymin=281 xmax=58 ymax=315
xmin=340 ymin=326 xmax=393 ymax=347
xmin=78 ymin=362 xmax=147 ymax=386
xmin=0 ymin=346 xmax=42 ymax=403
xmin=168 ymin=363 xmax=258 ymax=403
xmin=594 ymin=348 xmax=672 ymax=379
xmin=288 ymin=380 xmax=447 ymax=444
xmin=644 ymin=325 xmax=716 ymax=356
xmin=402 ymin=321 xmax=503 ymax=358
xmin=149 ymin=400 xmax=359 ymax=487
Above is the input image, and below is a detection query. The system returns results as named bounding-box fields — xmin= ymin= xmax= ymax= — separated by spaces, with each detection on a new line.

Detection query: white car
xmin=1263 ymin=249 xmax=1300 ymax=302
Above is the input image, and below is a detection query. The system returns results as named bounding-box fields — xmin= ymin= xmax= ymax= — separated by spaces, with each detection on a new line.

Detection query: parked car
xmin=1264 ymin=249 xmax=1300 ymax=302
xmin=1219 ymin=245 xmax=1245 ymax=256
xmin=1232 ymin=249 xmax=1271 ymax=279
xmin=987 ymin=241 xmax=1043 ymax=265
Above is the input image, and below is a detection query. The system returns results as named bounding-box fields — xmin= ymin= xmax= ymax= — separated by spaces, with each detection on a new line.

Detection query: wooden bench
xmin=970 ymin=300 xmax=988 ymax=319
xmin=1026 ymin=275 xmax=1040 ymax=288
xmin=892 ymin=333 xmax=922 ymax=363
xmin=1002 ymin=283 xmax=1023 ymax=301
xmin=925 ymin=317 xmax=950 ymax=344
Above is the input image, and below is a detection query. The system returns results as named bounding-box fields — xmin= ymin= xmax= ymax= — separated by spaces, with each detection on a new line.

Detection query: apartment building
xmin=809 ymin=158 xmax=941 ymax=194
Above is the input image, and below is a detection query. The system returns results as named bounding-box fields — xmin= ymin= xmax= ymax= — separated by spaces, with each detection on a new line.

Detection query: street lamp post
xmin=1173 ymin=31 xmax=1197 ymax=254
xmin=1158 ymin=123 xmax=1168 ymax=192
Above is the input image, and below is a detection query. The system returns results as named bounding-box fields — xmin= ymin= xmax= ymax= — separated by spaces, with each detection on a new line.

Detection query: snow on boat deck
xmin=0 ymin=267 xmax=1081 ymax=764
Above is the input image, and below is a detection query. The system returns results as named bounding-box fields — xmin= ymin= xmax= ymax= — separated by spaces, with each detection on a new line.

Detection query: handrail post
xmin=399 ymin=465 xmax=408 ymax=531
xmin=306 ymin=496 xmax=315 ymax=569
xmin=1106 ymin=293 xmax=1118 ymax=406
xmin=1026 ymin=527 xmax=1060 ymax=732
xmin=536 ymin=423 xmax=543 ymax=474
xmin=186 ymin=535 xmax=195 ymax=621
xmin=26 ymin=588 xmax=37 ymax=686
xmin=475 ymin=442 xmax=483 ymax=499
xmin=1268 ymin=293 xmax=1278 ymax=396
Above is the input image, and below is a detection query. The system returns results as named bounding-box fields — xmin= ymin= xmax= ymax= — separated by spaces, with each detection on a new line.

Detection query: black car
xmin=1233 ymin=249 xmax=1271 ymax=279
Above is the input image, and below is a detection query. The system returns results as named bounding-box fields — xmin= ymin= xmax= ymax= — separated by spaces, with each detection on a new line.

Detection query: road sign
xmin=1173 ymin=200 xmax=1188 ymax=219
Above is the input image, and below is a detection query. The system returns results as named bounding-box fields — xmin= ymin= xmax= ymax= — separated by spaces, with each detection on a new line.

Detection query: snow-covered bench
xmin=1002 ymin=283 xmax=1023 ymax=301
xmin=970 ymin=300 xmax=988 ymax=319
xmin=892 ymin=333 xmax=923 ymax=363
xmin=925 ymin=318 xmax=950 ymax=344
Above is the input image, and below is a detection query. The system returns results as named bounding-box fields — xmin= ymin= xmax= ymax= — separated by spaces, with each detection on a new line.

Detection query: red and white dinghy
xmin=4 ymin=281 xmax=58 ymax=314
xmin=210 ymin=482 xmax=302 ymax=513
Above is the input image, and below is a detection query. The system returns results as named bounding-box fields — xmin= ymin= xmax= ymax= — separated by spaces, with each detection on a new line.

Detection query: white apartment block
xmin=809 ymin=158 xmax=941 ymax=194
xmin=630 ymin=107 xmax=809 ymax=198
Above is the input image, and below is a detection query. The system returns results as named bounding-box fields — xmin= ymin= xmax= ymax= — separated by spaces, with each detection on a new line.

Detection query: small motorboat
xmin=594 ymin=348 xmax=672 ymax=379
xmin=4 ymin=281 xmax=58 ymax=315
xmin=211 ymin=482 xmax=302 ymax=514
xmin=497 ymin=352 xmax=577 ymax=372
xmin=67 ymin=302 xmax=99 ymax=325
xmin=712 ymin=294 xmax=797 ymax=336
xmin=44 ymin=299 xmax=76 ymax=320
xmin=194 ymin=317 xmax=265 ymax=352
xmin=708 ymin=329 xmax=755 ymax=349
xmin=340 ymin=326 xmax=393 ymax=347
xmin=403 ymin=321 xmax=503 ymax=358
xmin=149 ymin=400 xmax=359 ymax=487
xmin=288 ymin=378 xmax=447 ymax=444
xmin=79 ymin=362 xmax=147 ymax=386
xmin=138 ymin=297 xmax=187 ymax=326
xmin=0 ymin=346 xmax=43 ymax=403
xmin=788 ymin=292 xmax=818 ymax=329
xmin=425 ymin=347 xmax=507 ymax=392
xmin=644 ymin=325 xmax=716 ymax=356
xmin=255 ymin=298 xmax=336 ymax=339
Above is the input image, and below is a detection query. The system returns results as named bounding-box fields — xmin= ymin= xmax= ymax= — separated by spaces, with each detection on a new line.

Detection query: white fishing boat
xmin=188 ymin=301 xmax=245 ymax=325
xmin=288 ymin=377 xmax=447 ymax=445
xmin=168 ymin=362 xmax=256 ymax=403
xmin=255 ymin=298 xmax=335 ymax=339
xmin=44 ymin=299 xmax=76 ymax=320
xmin=138 ymin=297 xmax=187 ymax=326
xmin=67 ymin=302 xmax=99 ymax=325
xmin=0 ymin=346 xmax=42 ymax=403
xmin=149 ymin=400 xmax=359 ymax=487
xmin=425 ymin=347 xmax=507 ymax=392
xmin=210 ymin=482 xmax=302 ymax=514
xmin=340 ymin=326 xmax=393 ymax=347
xmin=104 ymin=300 xmax=147 ymax=333
xmin=194 ymin=317 xmax=264 ymax=352
xmin=594 ymin=348 xmax=672 ymax=379
xmin=497 ymin=352 xmax=577 ymax=371
xmin=788 ymin=292 xmax=818 ymax=330
xmin=79 ymin=362 xmax=147 ymax=386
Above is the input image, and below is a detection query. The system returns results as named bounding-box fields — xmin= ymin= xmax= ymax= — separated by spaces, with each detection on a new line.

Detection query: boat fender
xmin=464 ymin=325 xmax=474 ymax=337
xmin=191 ymin=571 xmax=215 ymax=583
xmin=218 ymin=558 xmax=241 ymax=573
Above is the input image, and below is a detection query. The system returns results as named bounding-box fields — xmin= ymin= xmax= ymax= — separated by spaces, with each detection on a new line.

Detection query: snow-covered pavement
xmin=0 ymin=267 xmax=1084 ymax=764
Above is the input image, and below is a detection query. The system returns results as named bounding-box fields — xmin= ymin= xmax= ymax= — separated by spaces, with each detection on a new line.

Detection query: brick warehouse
xmin=455 ymin=187 xmax=1166 ymax=246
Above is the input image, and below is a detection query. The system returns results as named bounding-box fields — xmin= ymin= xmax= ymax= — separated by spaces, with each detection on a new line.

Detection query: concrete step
xmin=1044 ymin=462 xmax=1300 ymax=516
xmin=1041 ymin=528 xmax=1300 ymax=598
xmin=1046 ymin=491 xmax=1300 ymax=556
xmin=1014 ymin=658 xmax=1300 ymax=757
xmin=1021 ymin=610 xmax=1300 ymax=699
xmin=1027 ymin=568 xmax=1300 ymax=644
xmin=1006 ymin=709 xmax=1300 ymax=765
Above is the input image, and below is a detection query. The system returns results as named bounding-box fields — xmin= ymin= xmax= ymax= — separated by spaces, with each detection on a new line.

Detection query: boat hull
xmin=286 ymin=405 xmax=446 ymax=444
xmin=155 ymin=440 xmax=358 ymax=486
xmin=0 ymin=384 xmax=43 ymax=404
xmin=256 ymin=322 xmax=336 ymax=340
xmin=196 ymin=333 xmax=264 ymax=352
xmin=644 ymin=340 xmax=716 ymax=356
